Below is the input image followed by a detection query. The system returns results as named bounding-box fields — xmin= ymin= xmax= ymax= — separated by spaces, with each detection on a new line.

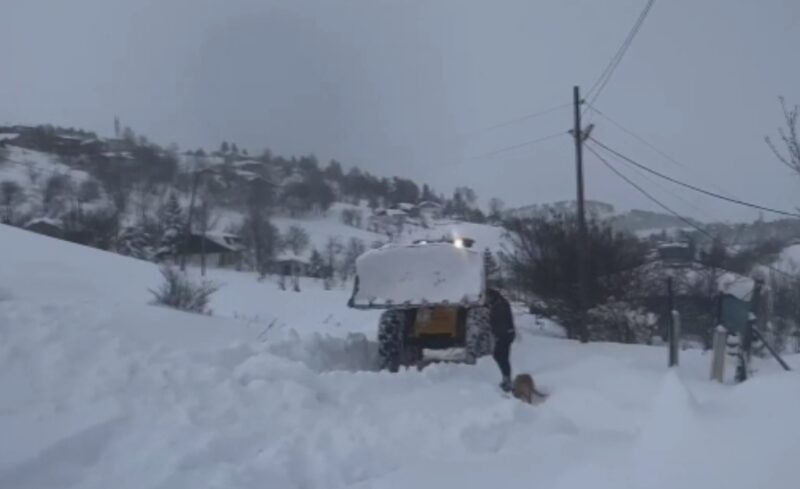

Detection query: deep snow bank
xmin=2 ymin=224 xmax=800 ymax=489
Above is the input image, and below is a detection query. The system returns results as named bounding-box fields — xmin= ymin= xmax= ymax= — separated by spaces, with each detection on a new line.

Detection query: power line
xmin=585 ymin=143 xmax=713 ymax=239
xmin=584 ymin=0 xmax=656 ymax=107
xmin=589 ymin=138 xmax=800 ymax=219
xmin=588 ymin=143 xmax=800 ymax=284
xmin=475 ymin=131 xmax=567 ymax=159
xmin=481 ymin=103 xmax=571 ymax=133
xmin=619 ymin=153 xmax=716 ymax=221
xmin=584 ymin=103 xmax=743 ymax=200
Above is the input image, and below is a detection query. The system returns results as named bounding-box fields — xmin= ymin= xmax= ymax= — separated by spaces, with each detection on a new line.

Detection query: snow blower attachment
xmin=348 ymin=239 xmax=493 ymax=372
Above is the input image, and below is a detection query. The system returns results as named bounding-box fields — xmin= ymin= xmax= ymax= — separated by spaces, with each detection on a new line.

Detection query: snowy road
xmin=1 ymin=224 xmax=799 ymax=489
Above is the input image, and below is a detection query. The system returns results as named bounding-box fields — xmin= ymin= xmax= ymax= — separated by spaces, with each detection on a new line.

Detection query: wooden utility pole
xmin=573 ymin=85 xmax=589 ymax=342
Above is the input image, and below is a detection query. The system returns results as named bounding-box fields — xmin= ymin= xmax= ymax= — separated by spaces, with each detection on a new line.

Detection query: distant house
xmin=397 ymin=202 xmax=416 ymax=213
xmin=417 ymin=201 xmax=443 ymax=220
xmin=25 ymin=218 xmax=64 ymax=239
xmin=105 ymin=138 xmax=133 ymax=153
xmin=53 ymin=134 xmax=90 ymax=155
xmin=233 ymin=159 xmax=264 ymax=174
xmin=273 ymin=251 xmax=311 ymax=277
xmin=79 ymin=138 xmax=105 ymax=153
xmin=370 ymin=208 xmax=409 ymax=233
xmin=656 ymin=242 xmax=695 ymax=264
xmin=158 ymin=232 xmax=245 ymax=269
xmin=0 ymin=132 xmax=19 ymax=147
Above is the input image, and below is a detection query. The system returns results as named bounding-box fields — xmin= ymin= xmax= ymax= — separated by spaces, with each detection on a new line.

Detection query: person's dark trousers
xmin=493 ymin=334 xmax=514 ymax=380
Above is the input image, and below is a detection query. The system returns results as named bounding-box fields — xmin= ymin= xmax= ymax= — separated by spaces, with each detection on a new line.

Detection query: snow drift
xmin=2 ymin=223 xmax=800 ymax=489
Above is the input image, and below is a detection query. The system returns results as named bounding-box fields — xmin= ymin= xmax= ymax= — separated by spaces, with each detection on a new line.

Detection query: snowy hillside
xmin=1 ymin=224 xmax=799 ymax=489
xmin=0 ymin=145 xmax=95 ymax=218
xmin=508 ymin=200 xmax=705 ymax=236
xmin=215 ymin=202 xmax=508 ymax=262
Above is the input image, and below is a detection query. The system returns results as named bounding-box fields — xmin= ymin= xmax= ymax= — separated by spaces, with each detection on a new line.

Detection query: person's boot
xmin=499 ymin=376 xmax=512 ymax=393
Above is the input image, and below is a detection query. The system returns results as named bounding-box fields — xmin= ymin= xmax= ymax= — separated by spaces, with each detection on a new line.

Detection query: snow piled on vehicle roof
xmin=350 ymin=242 xmax=485 ymax=308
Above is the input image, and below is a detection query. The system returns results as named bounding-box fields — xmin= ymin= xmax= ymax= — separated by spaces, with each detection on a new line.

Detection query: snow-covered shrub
xmin=149 ymin=266 xmax=219 ymax=314
xmin=587 ymin=300 xmax=657 ymax=344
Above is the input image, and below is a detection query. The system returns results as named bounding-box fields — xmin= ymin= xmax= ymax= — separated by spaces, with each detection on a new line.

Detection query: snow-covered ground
xmin=771 ymin=243 xmax=800 ymax=274
xmin=1 ymin=223 xmax=799 ymax=489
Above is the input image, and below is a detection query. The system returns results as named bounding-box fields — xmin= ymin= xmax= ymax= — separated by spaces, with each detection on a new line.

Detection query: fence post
xmin=710 ymin=325 xmax=727 ymax=382
xmin=736 ymin=279 xmax=764 ymax=382
xmin=670 ymin=309 xmax=681 ymax=366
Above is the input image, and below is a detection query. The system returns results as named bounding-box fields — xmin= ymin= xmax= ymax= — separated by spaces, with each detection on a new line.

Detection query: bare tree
xmin=502 ymin=212 xmax=647 ymax=340
xmin=323 ymin=237 xmax=343 ymax=289
xmin=489 ymin=198 xmax=505 ymax=222
xmin=766 ymin=97 xmax=800 ymax=178
xmin=341 ymin=208 xmax=364 ymax=228
xmin=42 ymin=173 xmax=75 ymax=215
xmin=341 ymin=237 xmax=366 ymax=281
xmin=242 ymin=178 xmax=276 ymax=277
xmin=194 ymin=196 xmax=220 ymax=276
xmin=283 ymin=225 xmax=311 ymax=255
xmin=77 ymin=179 xmax=102 ymax=204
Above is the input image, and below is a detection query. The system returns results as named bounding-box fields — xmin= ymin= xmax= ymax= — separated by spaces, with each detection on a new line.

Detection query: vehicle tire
xmin=464 ymin=305 xmax=492 ymax=364
xmin=378 ymin=309 xmax=405 ymax=372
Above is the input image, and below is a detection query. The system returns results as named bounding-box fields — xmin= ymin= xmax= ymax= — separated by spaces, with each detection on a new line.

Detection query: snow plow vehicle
xmin=348 ymin=237 xmax=493 ymax=372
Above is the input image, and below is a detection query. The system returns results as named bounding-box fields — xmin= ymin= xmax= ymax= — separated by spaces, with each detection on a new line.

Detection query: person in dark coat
xmin=486 ymin=287 xmax=516 ymax=392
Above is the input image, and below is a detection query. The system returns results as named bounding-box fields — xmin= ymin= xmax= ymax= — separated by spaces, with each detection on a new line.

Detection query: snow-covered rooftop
xmin=25 ymin=217 xmax=63 ymax=228
xmin=205 ymin=232 xmax=245 ymax=252
xmin=275 ymin=250 xmax=311 ymax=264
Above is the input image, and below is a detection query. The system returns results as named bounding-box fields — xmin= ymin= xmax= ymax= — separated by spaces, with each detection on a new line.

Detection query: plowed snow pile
xmin=1 ymin=224 xmax=798 ymax=489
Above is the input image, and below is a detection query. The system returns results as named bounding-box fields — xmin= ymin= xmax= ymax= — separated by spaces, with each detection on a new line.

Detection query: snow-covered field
xmin=1 ymin=223 xmax=799 ymax=489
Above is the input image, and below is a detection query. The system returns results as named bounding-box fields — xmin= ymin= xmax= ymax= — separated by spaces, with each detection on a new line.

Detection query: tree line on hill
xmin=0 ymin=123 xmax=494 ymax=284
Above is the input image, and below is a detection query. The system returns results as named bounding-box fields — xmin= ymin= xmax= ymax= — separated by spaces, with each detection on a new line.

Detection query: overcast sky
xmin=2 ymin=0 xmax=799 ymax=222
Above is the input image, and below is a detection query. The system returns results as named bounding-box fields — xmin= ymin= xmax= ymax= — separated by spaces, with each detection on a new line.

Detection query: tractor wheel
xmin=378 ymin=309 xmax=405 ymax=372
xmin=464 ymin=306 xmax=492 ymax=364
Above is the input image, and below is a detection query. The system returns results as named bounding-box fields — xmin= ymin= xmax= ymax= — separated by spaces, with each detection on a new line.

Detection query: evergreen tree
xmin=220 ymin=141 xmax=230 ymax=154
xmin=116 ymin=225 xmax=153 ymax=260
xmin=157 ymin=193 xmax=184 ymax=257
xmin=284 ymin=225 xmax=310 ymax=255
xmin=421 ymin=184 xmax=437 ymax=202
xmin=324 ymin=160 xmax=344 ymax=181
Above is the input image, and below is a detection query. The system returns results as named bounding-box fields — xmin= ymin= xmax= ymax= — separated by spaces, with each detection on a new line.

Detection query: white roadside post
xmin=710 ymin=325 xmax=727 ymax=383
